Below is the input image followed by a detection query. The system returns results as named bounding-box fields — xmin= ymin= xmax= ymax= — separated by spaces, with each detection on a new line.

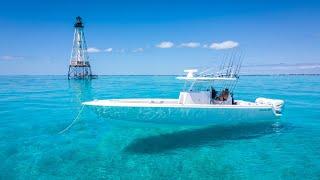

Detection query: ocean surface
xmin=0 ymin=75 xmax=319 ymax=179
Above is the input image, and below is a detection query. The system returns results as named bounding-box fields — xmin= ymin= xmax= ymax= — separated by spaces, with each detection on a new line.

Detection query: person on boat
xmin=217 ymin=89 xmax=229 ymax=101
xmin=223 ymin=89 xmax=230 ymax=101
xmin=210 ymin=87 xmax=217 ymax=104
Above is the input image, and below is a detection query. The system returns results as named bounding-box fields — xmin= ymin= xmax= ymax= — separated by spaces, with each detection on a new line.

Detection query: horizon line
xmin=0 ymin=74 xmax=319 ymax=76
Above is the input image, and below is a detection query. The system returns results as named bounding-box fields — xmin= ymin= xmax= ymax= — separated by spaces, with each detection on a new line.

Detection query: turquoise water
xmin=0 ymin=75 xmax=320 ymax=179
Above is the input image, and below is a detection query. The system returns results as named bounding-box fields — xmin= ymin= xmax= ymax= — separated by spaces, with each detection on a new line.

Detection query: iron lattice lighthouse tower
xmin=68 ymin=16 xmax=94 ymax=79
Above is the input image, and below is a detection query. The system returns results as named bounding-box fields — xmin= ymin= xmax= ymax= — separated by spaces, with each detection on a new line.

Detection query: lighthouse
xmin=68 ymin=16 xmax=96 ymax=79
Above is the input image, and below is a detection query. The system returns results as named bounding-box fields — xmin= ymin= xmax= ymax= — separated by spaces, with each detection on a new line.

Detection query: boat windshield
xmin=182 ymin=80 xmax=236 ymax=93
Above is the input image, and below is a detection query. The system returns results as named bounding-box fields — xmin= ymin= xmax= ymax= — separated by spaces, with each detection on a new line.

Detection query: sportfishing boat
xmin=83 ymin=55 xmax=284 ymax=125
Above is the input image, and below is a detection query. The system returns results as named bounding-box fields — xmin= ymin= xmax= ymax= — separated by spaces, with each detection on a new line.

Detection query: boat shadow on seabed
xmin=124 ymin=121 xmax=289 ymax=154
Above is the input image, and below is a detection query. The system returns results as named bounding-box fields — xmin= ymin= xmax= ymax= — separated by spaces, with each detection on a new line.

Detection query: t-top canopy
xmin=177 ymin=69 xmax=237 ymax=81
xmin=176 ymin=76 xmax=237 ymax=81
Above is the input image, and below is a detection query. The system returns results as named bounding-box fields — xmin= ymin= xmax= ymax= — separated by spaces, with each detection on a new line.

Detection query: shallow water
xmin=0 ymin=75 xmax=319 ymax=179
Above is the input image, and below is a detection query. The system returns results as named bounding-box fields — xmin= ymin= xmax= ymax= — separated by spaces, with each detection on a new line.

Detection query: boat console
xmin=178 ymin=90 xmax=233 ymax=105
xmin=178 ymin=91 xmax=211 ymax=104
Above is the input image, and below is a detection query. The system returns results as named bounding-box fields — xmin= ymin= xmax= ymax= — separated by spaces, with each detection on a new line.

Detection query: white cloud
xmin=180 ymin=42 xmax=200 ymax=48
xmin=209 ymin=41 xmax=239 ymax=50
xmin=156 ymin=41 xmax=174 ymax=48
xmin=242 ymin=63 xmax=320 ymax=75
xmin=87 ymin=47 xmax=101 ymax=53
xmin=132 ymin=48 xmax=144 ymax=53
xmin=297 ymin=64 xmax=320 ymax=69
xmin=105 ymin=48 xmax=113 ymax=52
xmin=246 ymin=63 xmax=320 ymax=69
xmin=0 ymin=55 xmax=25 ymax=60
xmin=117 ymin=49 xmax=126 ymax=53
xmin=272 ymin=63 xmax=320 ymax=70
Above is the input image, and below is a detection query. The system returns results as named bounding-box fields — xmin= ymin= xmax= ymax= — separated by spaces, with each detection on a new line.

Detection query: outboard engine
xmin=255 ymin=98 xmax=284 ymax=114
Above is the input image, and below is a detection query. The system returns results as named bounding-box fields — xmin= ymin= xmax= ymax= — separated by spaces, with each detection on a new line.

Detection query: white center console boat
xmin=83 ymin=56 xmax=284 ymax=126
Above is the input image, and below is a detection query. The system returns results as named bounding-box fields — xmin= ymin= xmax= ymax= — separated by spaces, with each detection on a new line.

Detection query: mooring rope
xmin=58 ymin=105 xmax=85 ymax=134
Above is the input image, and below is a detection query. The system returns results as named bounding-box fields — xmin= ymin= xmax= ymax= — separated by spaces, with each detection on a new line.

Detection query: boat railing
xmin=70 ymin=60 xmax=90 ymax=66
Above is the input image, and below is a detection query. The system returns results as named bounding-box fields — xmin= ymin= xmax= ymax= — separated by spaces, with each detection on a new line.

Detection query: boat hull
xmin=86 ymin=100 xmax=279 ymax=126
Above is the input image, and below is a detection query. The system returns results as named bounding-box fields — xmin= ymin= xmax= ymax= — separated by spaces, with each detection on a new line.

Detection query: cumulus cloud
xmin=156 ymin=41 xmax=174 ymax=48
xmin=297 ymin=64 xmax=320 ymax=69
xmin=0 ymin=55 xmax=25 ymax=60
xmin=209 ymin=41 xmax=239 ymax=50
xmin=87 ymin=47 xmax=101 ymax=53
xmin=247 ymin=63 xmax=320 ymax=70
xmin=242 ymin=63 xmax=320 ymax=75
xmin=132 ymin=48 xmax=144 ymax=53
xmin=180 ymin=42 xmax=201 ymax=48
xmin=105 ymin=48 xmax=113 ymax=52
xmin=117 ymin=49 xmax=126 ymax=53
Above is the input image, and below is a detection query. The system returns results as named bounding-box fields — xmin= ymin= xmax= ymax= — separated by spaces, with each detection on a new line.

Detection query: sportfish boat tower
xmin=83 ymin=55 xmax=284 ymax=125
xmin=68 ymin=16 xmax=97 ymax=79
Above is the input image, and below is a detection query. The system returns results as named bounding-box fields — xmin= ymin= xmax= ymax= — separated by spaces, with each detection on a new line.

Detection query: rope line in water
xmin=58 ymin=105 xmax=85 ymax=134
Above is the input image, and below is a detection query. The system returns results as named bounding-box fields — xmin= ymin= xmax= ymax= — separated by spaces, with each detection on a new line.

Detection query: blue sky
xmin=0 ymin=0 xmax=319 ymax=75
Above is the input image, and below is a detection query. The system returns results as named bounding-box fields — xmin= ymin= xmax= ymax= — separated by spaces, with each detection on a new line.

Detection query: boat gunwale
xmin=82 ymin=98 xmax=274 ymax=109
